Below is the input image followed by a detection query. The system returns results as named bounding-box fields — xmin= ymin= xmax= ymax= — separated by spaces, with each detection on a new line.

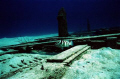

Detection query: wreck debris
xmin=26 ymin=46 xmax=32 ymax=53
xmin=106 ymin=37 xmax=117 ymax=48
xmin=9 ymin=64 xmax=17 ymax=68
xmin=41 ymin=64 xmax=44 ymax=70
xmin=57 ymin=7 xmax=69 ymax=37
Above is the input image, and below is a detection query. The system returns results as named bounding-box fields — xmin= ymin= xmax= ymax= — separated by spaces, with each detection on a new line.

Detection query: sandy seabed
xmin=0 ymin=34 xmax=120 ymax=79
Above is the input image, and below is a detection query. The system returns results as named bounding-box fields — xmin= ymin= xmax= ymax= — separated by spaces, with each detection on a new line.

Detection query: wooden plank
xmin=63 ymin=46 xmax=90 ymax=64
xmin=0 ymin=33 xmax=120 ymax=50
xmin=47 ymin=45 xmax=88 ymax=62
xmin=0 ymin=49 xmax=19 ymax=56
xmin=90 ymin=40 xmax=105 ymax=42
xmin=44 ymin=33 xmax=120 ymax=41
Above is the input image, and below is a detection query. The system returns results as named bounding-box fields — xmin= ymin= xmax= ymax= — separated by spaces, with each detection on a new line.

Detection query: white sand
xmin=62 ymin=47 xmax=120 ymax=79
xmin=0 ymin=33 xmax=120 ymax=79
xmin=0 ymin=33 xmax=57 ymax=78
xmin=0 ymin=33 xmax=57 ymax=47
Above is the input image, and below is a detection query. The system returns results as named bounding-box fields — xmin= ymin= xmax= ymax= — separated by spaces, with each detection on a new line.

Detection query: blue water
xmin=0 ymin=0 xmax=120 ymax=38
